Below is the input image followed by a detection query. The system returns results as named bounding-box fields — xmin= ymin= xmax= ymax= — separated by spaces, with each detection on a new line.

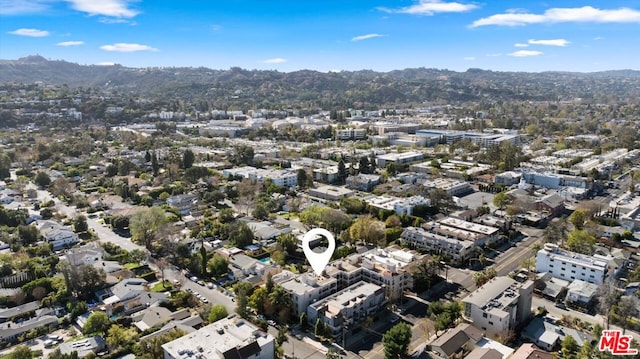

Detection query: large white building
xmin=326 ymin=247 xmax=422 ymax=301
xmin=428 ymin=217 xmax=500 ymax=247
xmin=363 ymin=195 xmax=431 ymax=215
xmin=422 ymin=178 xmax=473 ymax=197
xmin=162 ymin=317 xmax=275 ymax=359
xmin=400 ymin=227 xmax=476 ymax=263
xmin=307 ymin=282 xmax=386 ymax=341
xmin=277 ymin=272 xmax=338 ymax=316
xmin=535 ymin=243 xmax=609 ymax=284
xmin=375 ymin=151 xmax=424 ymax=167
xmin=222 ymin=166 xmax=297 ymax=188
xmin=462 ymin=276 xmax=533 ymax=337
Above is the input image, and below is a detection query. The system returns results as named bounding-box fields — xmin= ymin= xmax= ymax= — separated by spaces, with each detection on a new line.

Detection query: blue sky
xmin=1 ymin=0 xmax=639 ymax=72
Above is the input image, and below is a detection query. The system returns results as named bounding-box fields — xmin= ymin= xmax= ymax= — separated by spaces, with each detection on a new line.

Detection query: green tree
xmin=566 ymin=230 xmax=596 ymax=254
xmin=249 ymin=287 xmax=268 ymax=315
xmin=230 ymin=222 xmax=254 ymax=248
xmin=135 ymin=328 xmax=186 ymax=359
xmin=561 ymin=335 xmax=578 ymax=358
xmin=107 ymin=324 xmax=139 ymax=351
xmin=383 ymin=322 xmax=412 ymax=359
xmin=10 ymin=345 xmax=32 ymax=359
xmin=73 ymin=215 xmax=88 ymax=233
xmin=314 ymin=318 xmax=325 ymax=337
xmin=349 ymin=215 xmax=386 ymax=246
xmin=183 ymin=149 xmax=195 ymax=169
xmin=34 ymin=171 xmax=51 ymax=188
xmin=151 ymin=151 xmax=159 ymax=176
xmin=235 ymin=285 xmax=249 ymax=318
xmin=130 ymin=207 xmax=167 ymax=250
xmin=0 ymin=153 xmax=11 ymax=179
xmin=208 ymin=304 xmax=229 ymax=323
xmin=297 ymin=168 xmax=310 ymax=189
xmin=337 ymin=159 xmax=347 ymax=184
xmin=207 ymin=254 xmax=229 ymax=277
xmin=18 ymin=224 xmax=39 ymax=245
xmin=493 ymin=192 xmax=512 ymax=212
xmin=569 ymin=209 xmax=589 ymax=230
xmin=83 ymin=311 xmax=110 ymax=334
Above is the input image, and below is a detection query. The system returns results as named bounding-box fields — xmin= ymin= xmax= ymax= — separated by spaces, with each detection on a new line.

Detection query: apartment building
xmin=431 ymin=217 xmax=500 ymax=247
xmin=162 ymin=317 xmax=275 ymax=359
xmin=278 ymin=272 xmax=338 ymax=316
xmin=222 ymin=166 xmax=297 ymax=188
xmin=422 ymin=178 xmax=473 ymax=197
xmin=535 ymin=244 xmax=608 ymax=284
xmin=308 ymin=282 xmax=386 ymax=341
xmin=363 ymin=195 xmax=431 ymax=216
xmin=308 ymin=185 xmax=354 ymax=201
xmin=335 ymin=128 xmax=367 ymax=140
xmin=400 ymin=227 xmax=476 ymax=263
xmin=375 ymin=151 xmax=424 ymax=168
xmin=326 ymin=247 xmax=421 ymax=301
xmin=462 ymin=276 xmax=533 ymax=337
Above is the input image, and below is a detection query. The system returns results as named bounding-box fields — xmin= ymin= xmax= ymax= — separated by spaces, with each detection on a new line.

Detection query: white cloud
xmin=471 ymin=6 xmax=640 ymax=27
xmin=263 ymin=58 xmax=287 ymax=64
xmin=57 ymin=40 xmax=84 ymax=46
xmin=485 ymin=53 xmax=502 ymax=57
xmin=0 ymin=0 xmax=51 ymax=15
xmin=463 ymin=56 xmax=476 ymax=61
xmin=508 ymin=50 xmax=543 ymax=57
xmin=351 ymin=33 xmax=384 ymax=42
xmin=528 ymin=38 xmax=570 ymax=47
xmin=98 ymin=17 xmax=136 ymax=25
xmin=96 ymin=62 xmax=116 ymax=66
xmin=211 ymin=24 xmax=222 ymax=32
xmin=593 ymin=36 xmax=604 ymax=40
xmin=9 ymin=28 xmax=49 ymax=37
xmin=514 ymin=43 xmax=529 ymax=47
xmin=65 ymin=0 xmax=138 ymax=18
xmin=100 ymin=43 xmax=158 ymax=52
xmin=378 ymin=0 xmax=478 ymax=16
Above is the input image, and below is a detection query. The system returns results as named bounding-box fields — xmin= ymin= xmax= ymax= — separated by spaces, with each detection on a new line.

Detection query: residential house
xmin=0 ymin=301 xmax=40 ymax=323
xmin=166 ymin=194 xmax=198 ymax=216
xmin=98 ymin=278 xmax=168 ymax=316
xmin=228 ymin=254 xmax=271 ymax=282
xmin=522 ymin=317 xmax=592 ymax=351
xmin=59 ymin=336 xmax=106 ymax=358
xmin=428 ymin=323 xmax=483 ymax=359
xmin=509 ymin=343 xmax=553 ymax=359
xmin=36 ymin=220 xmax=79 ymax=250
xmin=534 ymin=193 xmax=564 ymax=218
xmin=0 ymin=315 xmax=58 ymax=343
xmin=131 ymin=307 xmax=192 ymax=331
xmin=565 ymin=280 xmax=599 ymax=307
xmin=162 ymin=316 xmax=275 ymax=359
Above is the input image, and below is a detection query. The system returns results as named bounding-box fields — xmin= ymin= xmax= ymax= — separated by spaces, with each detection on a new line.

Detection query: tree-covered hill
xmin=1 ymin=55 xmax=639 ymax=108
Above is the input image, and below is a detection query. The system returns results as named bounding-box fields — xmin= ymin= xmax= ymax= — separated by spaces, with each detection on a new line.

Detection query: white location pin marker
xmin=302 ymin=228 xmax=336 ymax=276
